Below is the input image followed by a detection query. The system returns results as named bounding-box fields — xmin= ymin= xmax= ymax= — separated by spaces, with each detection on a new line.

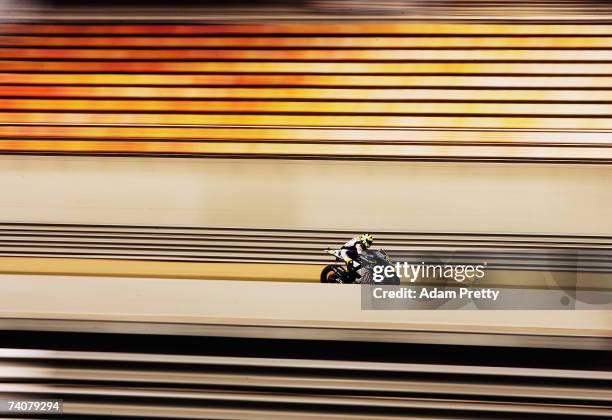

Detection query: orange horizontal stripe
xmin=3 ymin=23 xmax=612 ymax=35
xmin=0 ymin=139 xmax=609 ymax=159
xmin=1 ymin=61 xmax=610 ymax=74
xmin=3 ymin=36 xmax=612 ymax=48
xmin=3 ymin=48 xmax=612 ymax=61
xmin=2 ymin=99 xmax=611 ymax=115
xmin=1 ymin=126 xmax=610 ymax=144
xmin=1 ymin=113 xmax=610 ymax=129
xmin=4 ymin=86 xmax=612 ymax=101
xmin=0 ymin=257 xmax=319 ymax=282
xmin=2 ymin=73 xmax=610 ymax=88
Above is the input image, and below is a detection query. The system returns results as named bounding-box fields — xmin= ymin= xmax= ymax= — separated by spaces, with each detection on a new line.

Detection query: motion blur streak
xmin=0 ymin=275 xmax=611 ymax=418
xmin=2 ymin=19 xmax=612 ymax=161
xmin=1 ymin=156 xmax=610 ymax=235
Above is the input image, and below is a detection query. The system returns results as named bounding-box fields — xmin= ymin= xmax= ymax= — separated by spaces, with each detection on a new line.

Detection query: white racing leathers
xmin=339 ymin=236 xmax=367 ymax=281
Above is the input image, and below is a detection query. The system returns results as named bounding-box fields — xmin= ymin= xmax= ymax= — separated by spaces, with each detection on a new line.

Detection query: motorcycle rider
xmin=340 ymin=234 xmax=374 ymax=278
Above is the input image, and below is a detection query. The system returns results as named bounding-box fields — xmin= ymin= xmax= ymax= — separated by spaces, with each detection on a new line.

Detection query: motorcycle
xmin=321 ymin=248 xmax=400 ymax=284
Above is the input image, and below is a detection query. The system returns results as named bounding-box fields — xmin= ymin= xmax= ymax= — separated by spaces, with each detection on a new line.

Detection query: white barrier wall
xmin=0 ymin=276 xmax=610 ymax=343
xmin=0 ymin=155 xmax=610 ymax=235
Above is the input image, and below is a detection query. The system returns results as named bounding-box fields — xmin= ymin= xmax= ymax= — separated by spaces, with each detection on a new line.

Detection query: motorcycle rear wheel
xmin=320 ymin=264 xmax=343 ymax=283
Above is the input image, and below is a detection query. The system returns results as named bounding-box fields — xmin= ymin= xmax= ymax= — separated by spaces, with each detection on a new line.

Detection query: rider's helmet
xmin=359 ymin=233 xmax=373 ymax=248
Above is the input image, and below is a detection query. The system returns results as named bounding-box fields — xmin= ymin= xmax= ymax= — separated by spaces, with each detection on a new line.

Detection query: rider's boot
xmin=347 ymin=260 xmax=362 ymax=283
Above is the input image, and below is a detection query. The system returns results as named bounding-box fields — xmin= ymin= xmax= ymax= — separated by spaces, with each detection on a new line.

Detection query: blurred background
xmin=0 ymin=0 xmax=611 ymax=418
